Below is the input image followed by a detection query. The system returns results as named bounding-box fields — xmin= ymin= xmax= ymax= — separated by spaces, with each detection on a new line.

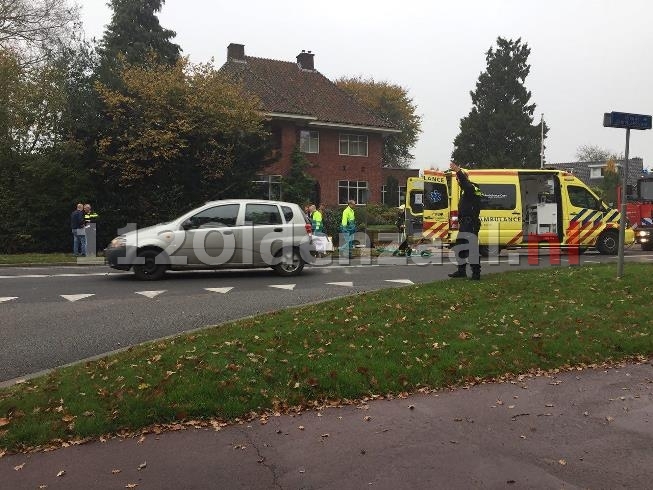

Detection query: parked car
xmin=105 ymin=200 xmax=314 ymax=280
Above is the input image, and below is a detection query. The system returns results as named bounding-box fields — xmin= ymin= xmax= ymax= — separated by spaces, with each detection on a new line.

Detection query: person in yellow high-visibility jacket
xmin=340 ymin=200 xmax=356 ymax=259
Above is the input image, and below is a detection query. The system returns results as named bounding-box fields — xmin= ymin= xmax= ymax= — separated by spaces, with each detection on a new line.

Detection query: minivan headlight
xmin=108 ymin=236 xmax=127 ymax=248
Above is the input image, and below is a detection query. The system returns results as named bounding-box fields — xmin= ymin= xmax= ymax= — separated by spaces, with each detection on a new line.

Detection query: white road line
xmin=135 ymin=290 xmax=166 ymax=299
xmin=0 ymin=297 xmax=18 ymax=303
xmin=205 ymin=287 xmax=234 ymax=294
xmin=385 ymin=279 xmax=414 ymax=284
xmin=61 ymin=294 xmax=95 ymax=302
xmin=269 ymin=284 xmax=296 ymax=291
xmin=0 ymin=272 xmax=122 ymax=279
xmin=326 ymin=282 xmax=354 ymax=287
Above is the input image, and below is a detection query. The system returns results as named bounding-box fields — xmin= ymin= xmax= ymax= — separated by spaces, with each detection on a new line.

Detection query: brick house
xmin=219 ymin=43 xmax=417 ymax=207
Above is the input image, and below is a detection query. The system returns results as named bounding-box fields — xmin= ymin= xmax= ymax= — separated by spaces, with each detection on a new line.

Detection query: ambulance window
xmin=568 ymin=185 xmax=601 ymax=209
xmin=423 ymin=182 xmax=449 ymax=210
xmin=409 ymin=191 xmax=423 ymax=214
xmin=478 ymin=184 xmax=517 ymax=210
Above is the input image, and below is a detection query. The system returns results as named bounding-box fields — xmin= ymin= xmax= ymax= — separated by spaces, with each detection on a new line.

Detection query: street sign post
xmin=603 ymin=112 xmax=652 ymax=130
xmin=603 ymin=111 xmax=652 ymax=278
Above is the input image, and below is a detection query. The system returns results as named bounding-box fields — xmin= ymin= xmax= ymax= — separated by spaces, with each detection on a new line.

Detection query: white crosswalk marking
xmin=269 ymin=284 xmax=296 ymax=291
xmin=327 ymin=282 xmax=354 ymax=287
xmin=0 ymin=297 xmax=18 ymax=303
xmin=205 ymin=287 xmax=234 ymax=294
xmin=61 ymin=294 xmax=95 ymax=302
xmin=135 ymin=290 xmax=166 ymax=299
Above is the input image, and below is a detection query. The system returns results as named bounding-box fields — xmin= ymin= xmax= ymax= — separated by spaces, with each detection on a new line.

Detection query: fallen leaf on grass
xmin=0 ymin=418 xmax=10 ymax=427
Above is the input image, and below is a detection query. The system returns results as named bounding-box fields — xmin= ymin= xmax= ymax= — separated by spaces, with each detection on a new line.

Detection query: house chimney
xmin=297 ymin=50 xmax=314 ymax=70
xmin=227 ymin=43 xmax=245 ymax=61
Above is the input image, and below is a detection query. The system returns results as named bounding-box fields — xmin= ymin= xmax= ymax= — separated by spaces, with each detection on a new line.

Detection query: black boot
xmin=448 ymin=264 xmax=467 ymax=278
xmin=470 ymin=265 xmax=481 ymax=280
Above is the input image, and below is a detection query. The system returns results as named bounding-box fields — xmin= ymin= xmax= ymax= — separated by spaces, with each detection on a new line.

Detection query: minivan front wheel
xmin=133 ymin=249 xmax=167 ymax=280
xmin=273 ymin=248 xmax=305 ymax=276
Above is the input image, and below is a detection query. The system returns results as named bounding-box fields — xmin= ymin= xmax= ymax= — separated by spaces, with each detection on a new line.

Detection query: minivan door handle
xmin=222 ymin=230 xmax=233 ymax=235
xmin=273 ymin=228 xmax=283 ymax=232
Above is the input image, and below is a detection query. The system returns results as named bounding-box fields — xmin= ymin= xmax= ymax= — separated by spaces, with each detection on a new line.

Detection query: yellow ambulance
xmin=406 ymin=168 xmax=635 ymax=255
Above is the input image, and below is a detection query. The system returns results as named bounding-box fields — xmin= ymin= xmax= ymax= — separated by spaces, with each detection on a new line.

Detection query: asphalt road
xmin=1 ymin=249 xmax=651 ymax=385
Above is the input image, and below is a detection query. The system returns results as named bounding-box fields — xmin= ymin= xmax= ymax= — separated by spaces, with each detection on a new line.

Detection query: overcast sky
xmin=79 ymin=0 xmax=653 ymax=171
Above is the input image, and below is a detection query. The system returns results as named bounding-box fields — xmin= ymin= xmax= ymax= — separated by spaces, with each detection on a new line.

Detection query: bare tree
xmin=0 ymin=0 xmax=79 ymax=64
xmin=575 ymin=144 xmax=619 ymax=162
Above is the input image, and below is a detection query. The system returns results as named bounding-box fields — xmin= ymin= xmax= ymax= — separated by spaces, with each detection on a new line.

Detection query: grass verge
xmin=0 ymin=253 xmax=77 ymax=265
xmin=1 ymin=264 xmax=652 ymax=453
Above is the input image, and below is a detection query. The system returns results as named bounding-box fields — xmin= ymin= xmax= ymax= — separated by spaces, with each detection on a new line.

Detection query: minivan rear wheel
xmin=273 ymin=248 xmax=305 ymax=276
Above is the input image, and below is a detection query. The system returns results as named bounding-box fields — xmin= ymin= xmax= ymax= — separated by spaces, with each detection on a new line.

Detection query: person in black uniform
xmin=448 ymin=162 xmax=483 ymax=280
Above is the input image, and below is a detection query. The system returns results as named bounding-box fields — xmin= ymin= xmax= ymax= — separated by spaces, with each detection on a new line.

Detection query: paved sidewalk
xmin=1 ymin=362 xmax=652 ymax=489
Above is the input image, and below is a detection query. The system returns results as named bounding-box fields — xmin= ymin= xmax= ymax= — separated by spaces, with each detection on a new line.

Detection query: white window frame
xmin=253 ymin=174 xmax=282 ymax=200
xmin=589 ymin=165 xmax=605 ymax=179
xmin=381 ymin=184 xmax=407 ymax=206
xmin=339 ymin=134 xmax=368 ymax=157
xmin=338 ymin=180 xmax=368 ymax=205
xmin=299 ymin=130 xmax=319 ymax=154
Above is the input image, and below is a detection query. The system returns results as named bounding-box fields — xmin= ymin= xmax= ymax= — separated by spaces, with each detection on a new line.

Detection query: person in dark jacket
xmin=70 ymin=203 xmax=86 ymax=256
xmin=449 ymin=162 xmax=483 ymax=280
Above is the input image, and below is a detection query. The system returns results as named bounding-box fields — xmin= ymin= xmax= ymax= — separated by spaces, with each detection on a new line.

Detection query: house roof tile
xmin=220 ymin=55 xmax=396 ymax=130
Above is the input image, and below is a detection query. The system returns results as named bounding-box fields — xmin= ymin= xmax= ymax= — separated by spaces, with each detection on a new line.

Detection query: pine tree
xmin=99 ymin=0 xmax=180 ymax=69
xmin=452 ymin=37 xmax=547 ymax=168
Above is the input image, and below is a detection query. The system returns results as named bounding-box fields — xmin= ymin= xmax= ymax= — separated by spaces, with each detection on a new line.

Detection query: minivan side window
xmin=568 ymin=185 xmax=601 ymax=210
xmin=478 ymin=184 xmax=517 ymax=210
xmin=281 ymin=206 xmax=294 ymax=222
xmin=188 ymin=204 xmax=239 ymax=229
xmin=245 ymin=203 xmax=283 ymax=225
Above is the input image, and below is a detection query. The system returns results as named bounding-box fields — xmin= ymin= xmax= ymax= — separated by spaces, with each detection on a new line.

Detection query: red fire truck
xmin=622 ymin=174 xmax=653 ymax=251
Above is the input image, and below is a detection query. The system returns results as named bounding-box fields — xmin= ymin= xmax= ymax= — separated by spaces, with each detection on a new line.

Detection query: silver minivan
xmin=105 ymin=200 xmax=314 ymax=280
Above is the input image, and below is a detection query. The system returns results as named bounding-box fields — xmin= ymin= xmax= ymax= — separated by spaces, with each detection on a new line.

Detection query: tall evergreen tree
xmin=452 ymin=37 xmax=548 ymax=168
xmin=99 ymin=0 xmax=180 ymax=72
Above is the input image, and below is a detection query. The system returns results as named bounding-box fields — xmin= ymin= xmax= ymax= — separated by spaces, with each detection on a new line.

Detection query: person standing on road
xmin=395 ymin=204 xmax=409 ymax=254
xmin=340 ymin=200 xmax=356 ymax=259
xmin=70 ymin=203 xmax=86 ymax=256
xmin=309 ymin=204 xmax=324 ymax=235
xmin=449 ymin=162 xmax=483 ymax=280
xmin=83 ymin=203 xmax=99 ymax=257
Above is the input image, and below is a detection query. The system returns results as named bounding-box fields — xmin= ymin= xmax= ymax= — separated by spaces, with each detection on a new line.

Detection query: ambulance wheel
xmin=596 ymin=230 xmax=619 ymax=255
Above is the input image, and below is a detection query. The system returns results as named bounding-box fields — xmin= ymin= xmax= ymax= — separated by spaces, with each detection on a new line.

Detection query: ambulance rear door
xmin=422 ymin=172 xmax=450 ymax=243
xmin=405 ymin=177 xmax=424 ymax=236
